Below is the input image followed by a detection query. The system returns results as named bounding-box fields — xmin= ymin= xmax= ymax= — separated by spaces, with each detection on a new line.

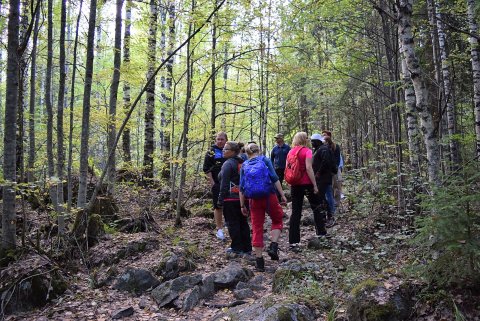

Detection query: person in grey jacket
xmin=217 ymin=141 xmax=252 ymax=254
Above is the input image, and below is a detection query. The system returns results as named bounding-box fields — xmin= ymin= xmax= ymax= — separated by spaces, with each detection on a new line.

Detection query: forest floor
xmin=3 ymin=180 xmax=479 ymax=320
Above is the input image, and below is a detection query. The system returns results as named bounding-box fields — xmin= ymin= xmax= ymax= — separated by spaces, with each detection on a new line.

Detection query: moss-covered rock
xmin=346 ymin=279 xmax=413 ymax=321
xmin=87 ymin=214 xmax=105 ymax=246
xmin=155 ymin=251 xmax=179 ymax=280
xmin=272 ymin=259 xmax=321 ymax=293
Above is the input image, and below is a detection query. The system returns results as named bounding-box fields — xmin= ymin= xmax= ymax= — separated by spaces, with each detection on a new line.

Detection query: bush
xmin=412 ymin=162 xmax=480 ymax=287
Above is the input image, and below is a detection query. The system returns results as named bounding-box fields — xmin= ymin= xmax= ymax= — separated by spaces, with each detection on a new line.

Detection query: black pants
xmin=224 ymin=200 xmax=252 ymax=253
xmin=275 ymin=168 xmax=285 ymax=186
xmin=289 ymin=184 xmax=327 ymax=244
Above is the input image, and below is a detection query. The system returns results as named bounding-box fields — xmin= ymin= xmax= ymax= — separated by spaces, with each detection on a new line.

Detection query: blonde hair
xmin=245 ymin=143 xmax=260 ymax=155
xmin=292 ymin=132 xmax=308 ymax=148
xmin=225 ymin=141 xmax=244 ymax=155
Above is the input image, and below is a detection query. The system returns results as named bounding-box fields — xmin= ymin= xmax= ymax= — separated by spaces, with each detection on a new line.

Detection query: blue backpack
xmin=241 ymin=156 xmax=273 ymax=199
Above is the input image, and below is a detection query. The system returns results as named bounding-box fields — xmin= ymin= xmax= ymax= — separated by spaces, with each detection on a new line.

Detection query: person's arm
xmin=274 ymin=181 xmax=287 ymax=205
xmin=263 ymin=157 xmax=279 ymax=183
xmin=217 ymin=162 xmax=231 ymax=207
xmin=305 ymin=157 xmax=318 ymax=194
xmin=271 ymin=147 xmax=277 ymax=169
xmin=239 ymin=191 xmax=248 ymax=217
xmin=203 ymin=150 xmax=215 ymax=186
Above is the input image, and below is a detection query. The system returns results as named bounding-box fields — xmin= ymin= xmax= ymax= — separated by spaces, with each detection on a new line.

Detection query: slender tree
xmin=77 ymin=0 xmax=98 ymax=209
xmin=107 ymin=0 xmax=124 ymax=195
xmin=122 ymin=0 xmax=132 ymax=164
xmin=2 ymin=0 xmax=20 ymax=251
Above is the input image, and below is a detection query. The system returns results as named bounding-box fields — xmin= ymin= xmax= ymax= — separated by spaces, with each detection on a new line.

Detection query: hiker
xmin=203 ymin=131 xmax=228 ymax=240
xmin=270 ymin=133 xmax=291 ymax=186
xmin=310 ymin=133 xmax=333 ymax=236
xmin=285 ymin=132 xmax=329 ymax=252
xmin=239 ymin=143 xmax=287 ymax=272
xmin=322 ymin=130 xmax=340 ymax=228
xmin=217 ymin=141 xmax=252 ymax=255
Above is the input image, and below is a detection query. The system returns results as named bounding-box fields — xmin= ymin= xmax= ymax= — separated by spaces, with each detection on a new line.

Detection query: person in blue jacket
xmin=270 ymin=133 xmax=291 ymax=186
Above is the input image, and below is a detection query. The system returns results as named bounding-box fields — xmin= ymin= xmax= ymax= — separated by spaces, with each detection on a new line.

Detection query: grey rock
xmin=236 ymin=281 xmax=249 ymax=290
xmin=346 ymin=282 xmax=413 ymax=321
xmin=151 ymin=274 xmax=203 ymax=307
xmin=307 ymin=238 xmax=331 ymax=250
xmin=139 ymin=298 xmax=148 ymax=309
xmin=213 ymin=262 xmax=253 ymax=290
xmin=272 ymin=259 xmax=321 ymax=293
xmin=301 ymin=213 xmax=315 ymax=226
xmin=249 ymin=275 xmax=265 ymax=285
xmin=236 ymin=280 xmax=266 ymax=291
xmin=112 ymin=307 xmax=134 ymax=319
xmin=155 ymin=251 xmax=179 ymax=280
xmin=199 ymin=274 xmax=215 ymax=299
xmin=177 ymin=286 xmax=201 ymax=311
xmin=114 ymin=267 xmax=160 ymax=294
xmin=233 ymin=288 xmax=256 ymax=300
xmin=213 ymin=298 xmax=314 ymax=321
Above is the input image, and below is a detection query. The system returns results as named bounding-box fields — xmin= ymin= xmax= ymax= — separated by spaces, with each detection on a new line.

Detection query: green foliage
xmin=411 ymin=162 xmax=480 ymax=288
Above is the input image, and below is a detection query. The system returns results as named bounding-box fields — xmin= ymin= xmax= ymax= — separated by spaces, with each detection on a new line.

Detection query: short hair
xmin=322 ymin=130 xmax=332 ymax=137
xmin=292 ymin=132 xmax=308 ymax=148
xmin=225 ymin=141 xmax=244 ymax=155
xmin=217 ymin=131 xmax=228 ymax=140
xmin=245 ymin=143 xmax=260 ymax=155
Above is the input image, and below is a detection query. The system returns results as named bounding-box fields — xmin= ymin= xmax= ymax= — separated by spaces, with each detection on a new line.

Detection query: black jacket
xmin=312 ymin=145 xmax=333 ymax=183
xmin=217 ymin=156 xmax=243 ymax=206
xmin=202 ymin=144 xmax=227 ymax=183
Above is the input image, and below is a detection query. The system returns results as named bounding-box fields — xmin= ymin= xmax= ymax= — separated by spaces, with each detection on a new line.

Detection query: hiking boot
xmin=289 ymin=243 xmax=302 ymax=253
xmin=267 ymin=242 xmax=279 ymax=260
xmin=255 ymin=257 xmax=265 ymax=272
xmin=325 ymin=216 xmax=336 ymax=228
xmin=216 ymin=229 xmax=225 ymax=240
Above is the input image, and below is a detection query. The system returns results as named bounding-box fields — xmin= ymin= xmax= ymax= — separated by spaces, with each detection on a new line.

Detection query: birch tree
xmin=467 ymin=0 xmax=480 ymax=158
xmin=122 ymin=0 xmax=132 ymax=164
xmin=397 ymin=0 xmax=440 ymax=183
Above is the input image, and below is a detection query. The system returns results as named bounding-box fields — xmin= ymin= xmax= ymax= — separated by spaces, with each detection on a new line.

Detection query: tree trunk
xmin=28 ymin=7 xmax=40 ymax=184
xmin=435 ymin=2 xmax=459 ymax=169
xmin=77 ymin=0 xmax=98 ymax=209
xmin=122 ymin=0 xmax=132 ymax=164
xmin=143 ymin=0 xmax=158 ymax=181
xmin=45 ymin=0 xmax=59 ymax=212
xmin=56 ymin=0 xmax=67 ymax=234
xmin=2 ymin=0 xmax=20 ymax=251
xmin=107 ymin=0 xmax=123 ymax=196
xmin=397 ymin=0 xmax=439 ymax=184
xmin=467 ymin=0 xmax=480 ymax=158
xmin=67 ymin=0 xmax=83 ymax=213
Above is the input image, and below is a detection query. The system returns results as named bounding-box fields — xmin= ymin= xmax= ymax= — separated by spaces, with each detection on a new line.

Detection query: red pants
xmin=250 ymin=193 xmax=284 ymax=247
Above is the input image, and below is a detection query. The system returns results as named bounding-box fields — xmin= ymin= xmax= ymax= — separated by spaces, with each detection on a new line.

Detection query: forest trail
xmin=4 ymin=184 xmax=425 ymax=321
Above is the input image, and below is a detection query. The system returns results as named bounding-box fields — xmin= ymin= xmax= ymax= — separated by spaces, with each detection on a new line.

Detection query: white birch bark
xmin=397 ymin=0 xmax=439 ymax=183
xmin=467 ymin=0 xmax=480 ymax=158
xmin=436 ymin=2 xmax=458 ymax=167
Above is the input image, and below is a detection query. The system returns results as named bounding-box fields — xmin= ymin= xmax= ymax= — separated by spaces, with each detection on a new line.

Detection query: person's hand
xmin=210 ymin=180 xmax=216 ymax=187
xmin=217 ymin=204 xmax=223 ymax=209
xmin=241 ymin=207 xmax=248 ymax=217
xmin=280 ymin=195 xmax=287 ymax=205
xmin=313 ymin=187 xmax=318 ymax=194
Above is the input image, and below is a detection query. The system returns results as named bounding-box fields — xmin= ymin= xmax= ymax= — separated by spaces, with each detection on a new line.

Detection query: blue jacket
xmin=270 ymin=143 xmax=291 ymax=169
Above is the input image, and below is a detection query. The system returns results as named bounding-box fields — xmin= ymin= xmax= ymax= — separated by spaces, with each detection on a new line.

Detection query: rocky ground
xmin=2 ymin=182 xmax=479 ymax=320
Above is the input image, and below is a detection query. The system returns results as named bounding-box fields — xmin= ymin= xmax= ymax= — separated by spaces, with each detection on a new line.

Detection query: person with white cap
xmin=311 ymin=133 xmax=335 ymax=236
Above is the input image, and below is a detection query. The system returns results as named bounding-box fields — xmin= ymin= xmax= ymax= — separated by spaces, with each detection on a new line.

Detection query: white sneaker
xmin=216 ymin=229 xmax=225 ymax=240
xmin=341 ymin=193 xmax=345 ymax=199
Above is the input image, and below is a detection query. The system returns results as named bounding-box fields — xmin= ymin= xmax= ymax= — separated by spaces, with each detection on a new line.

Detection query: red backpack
xmin=284 ymin=147 xmax=305 ymax=185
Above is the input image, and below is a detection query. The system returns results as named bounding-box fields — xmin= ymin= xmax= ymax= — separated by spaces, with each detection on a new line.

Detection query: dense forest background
xmin=0 ymin=0 xmax=479 ymax=318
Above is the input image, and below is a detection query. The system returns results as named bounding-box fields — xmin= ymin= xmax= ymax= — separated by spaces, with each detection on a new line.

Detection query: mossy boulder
xmin=213 ymin=297 xmax=314 ymax=321
xmin=272 ymin=259 xmax=321 ymax=293
xmin=346 ymin=279 xmax=413 ymax=321
xmin=0 ymin=252 xmax=69 ymax=314
xmin=87 ymin=214 xmax=105 ymax=246
xmin=154 ymin=251 xmax=179 ymax=281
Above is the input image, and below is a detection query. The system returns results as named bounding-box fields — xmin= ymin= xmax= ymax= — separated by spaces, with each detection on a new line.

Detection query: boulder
xmin=113 ymin=267 xmax=160 ymax=294
xmin=112 ymin=307 xmax=134 ymax=319
xmin=233 ymin=288 xmax=256 ymax=300
xmin=272 ymin=259 xmax=321 ymax=293
xmin=301 ymin=213 xmax=315 ymax=226
xmin=345 ymin=279 xmax=413 ymax=321
xmin=0 ymin=252 xmax=69 ymax=314
xmin=151 ymin=274 xmax=203 ymax=308
xmin=155 ymin=251 xmax=179 ymax=281
xmin=213 ymin=298 xmax=314 ymax=321
xmin=212 ymin=262 xmax=253 ymax=290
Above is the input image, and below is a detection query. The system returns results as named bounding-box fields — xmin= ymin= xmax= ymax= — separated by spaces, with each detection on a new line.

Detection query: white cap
xmin=310 ymin=133 xmax=325 ymax=142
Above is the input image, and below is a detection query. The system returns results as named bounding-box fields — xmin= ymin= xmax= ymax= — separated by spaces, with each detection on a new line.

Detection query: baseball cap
xmin=310 ymin=133 xmax=325 ymax=142
xmin=274 ymin=133 xmax=284 ymax=139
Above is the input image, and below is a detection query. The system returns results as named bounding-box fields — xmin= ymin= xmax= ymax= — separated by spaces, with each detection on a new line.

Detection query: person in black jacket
xmin=217 ymin=141 xmax=252 ymax=254
xmin=203 ymin=131 xmax=228 ymax=240
xmin=311 ymin=133 xmax=332 ymax=238
xmin=322 ymin=130 xmax=341 ymax=228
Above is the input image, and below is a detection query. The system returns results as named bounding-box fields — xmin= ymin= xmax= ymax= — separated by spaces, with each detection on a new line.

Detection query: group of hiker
xmin=203 ymin=131 xmax=343 ymax=271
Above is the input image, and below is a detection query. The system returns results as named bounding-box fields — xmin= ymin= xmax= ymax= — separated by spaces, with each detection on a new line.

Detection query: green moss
xmin=51 ymin=277 xmax=69 ymax=294
xmin=350 ymin=279 xmax=378 ymax=297
xmin=364 ymin=301 xmax=398 ymax=320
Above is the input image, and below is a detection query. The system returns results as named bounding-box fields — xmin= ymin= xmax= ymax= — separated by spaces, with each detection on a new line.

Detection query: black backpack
xmin=326 ymin=148 xmax=338 ymax=175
